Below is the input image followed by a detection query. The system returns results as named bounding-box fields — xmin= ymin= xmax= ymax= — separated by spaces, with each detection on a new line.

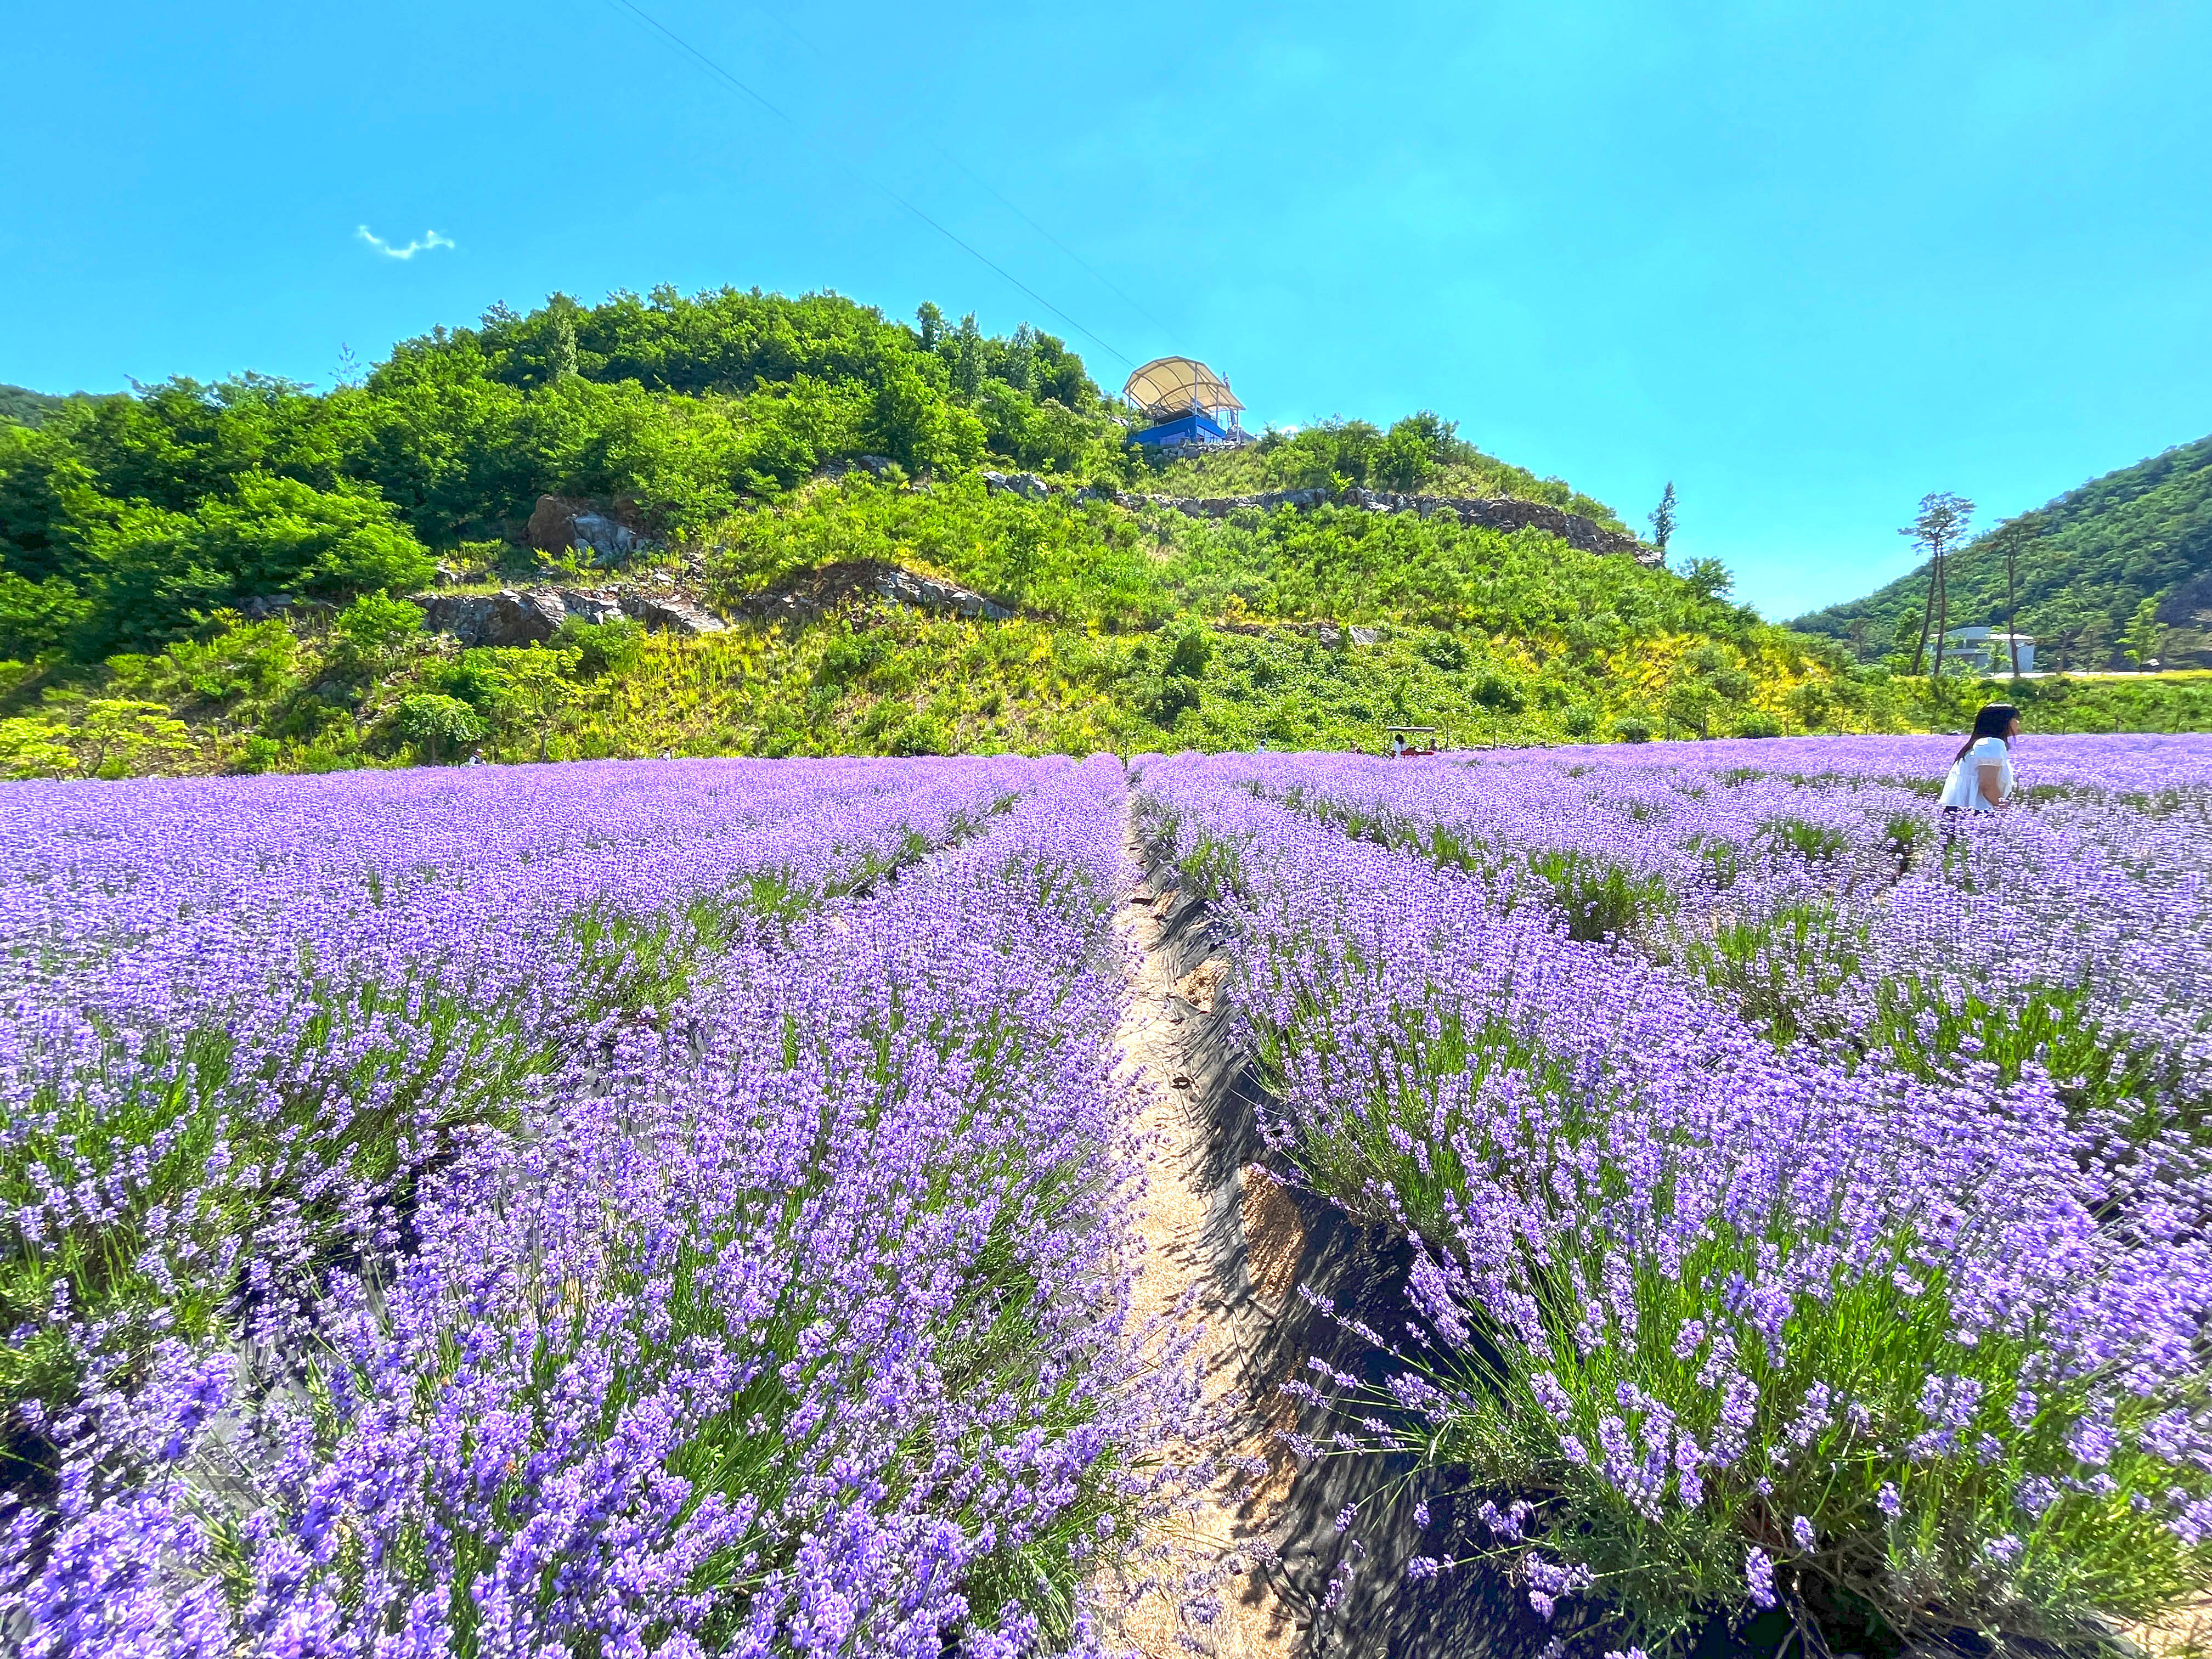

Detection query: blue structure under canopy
xmin=1122 ymin=357 xmax=1248 ymax=451
xmin=1131 ymin=408 xmax=1232 ymax=449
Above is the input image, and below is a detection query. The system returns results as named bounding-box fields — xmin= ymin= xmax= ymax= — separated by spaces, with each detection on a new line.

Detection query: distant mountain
xmin=0 ymin=385 xmax=73 ymax=427
xmin=1792 ymin=433 xmax=2212 ymax=670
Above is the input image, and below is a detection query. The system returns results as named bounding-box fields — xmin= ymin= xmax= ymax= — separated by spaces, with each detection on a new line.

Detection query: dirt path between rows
xmin=1105 ymin=833 xmax=1305 ymax=1659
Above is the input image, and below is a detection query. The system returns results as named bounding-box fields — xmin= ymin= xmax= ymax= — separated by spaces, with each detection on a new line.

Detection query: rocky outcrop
xmin=409 ymin=584 xmax=725 ymax=645
xmin=411 ymin=589 xmax=569 ymax=647
xmin=617 ymin=588 xmax=726 ymax=636
xmin=981 ymin=470 xmax=1052 ymax=501
xmin=553 ymin=589 xmax=626 ymax=627
xmin=875 ymin=568 xmax=1012 ymax=619
xmin=737 ymin=560 xmax=1013 ymax=628
xmin=525 ymin=495 xmax=655 ymax=565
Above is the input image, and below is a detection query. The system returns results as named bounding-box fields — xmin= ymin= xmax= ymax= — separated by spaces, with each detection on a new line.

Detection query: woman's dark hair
xmin=1956 ymin=703 xmax=2020 ymax=760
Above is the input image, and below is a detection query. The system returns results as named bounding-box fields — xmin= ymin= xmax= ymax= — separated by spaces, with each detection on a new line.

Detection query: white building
xmin=1942 ymin=626 xmax=2036 ymax=673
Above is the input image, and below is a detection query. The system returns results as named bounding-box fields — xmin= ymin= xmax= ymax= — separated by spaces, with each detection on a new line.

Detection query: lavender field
xmin=1137 ymin=733 xmax=2212 ymax=1654
xmin=4 ymin=736 xmax=2209 ymax=1657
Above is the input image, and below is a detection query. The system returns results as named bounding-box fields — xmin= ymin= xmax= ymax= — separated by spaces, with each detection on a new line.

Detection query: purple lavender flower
xmin=1745 ymin=1547 xmax=1777 ymax=1610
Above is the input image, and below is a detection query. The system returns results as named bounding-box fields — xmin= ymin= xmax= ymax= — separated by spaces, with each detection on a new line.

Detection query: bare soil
xmin=1104 ymin=855 xmax=1305 ymax=1659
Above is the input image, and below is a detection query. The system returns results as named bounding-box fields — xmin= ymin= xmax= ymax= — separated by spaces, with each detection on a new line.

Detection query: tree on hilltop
xmin=1900 ymin=493 xmax=1974 ymax=681
xmin=1649 ymin=481 xmax=1677 ymax=560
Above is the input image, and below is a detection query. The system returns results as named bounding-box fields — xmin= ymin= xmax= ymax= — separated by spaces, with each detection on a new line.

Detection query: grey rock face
xmin=873 ymin=569 xmax=1012 ymax=620
xmin=567 ymin=514 xmax=647 ymax=565
xmin=617 ymin=590 xmax=727 ymax=636
xmin=554 ymin=589 xmax=627 ymax=627
xmin=526 ymin=494 xmax=656 ymax=566
xmin=981 ymin=471 xmax=1052 ymax=501
xmin=410 ymin=589 xmax=565 ymax=648
xmin=1348 ymin=625 xmax=1381 ymax=646
xmin=412 ymin=586 xmax=702 ymax=645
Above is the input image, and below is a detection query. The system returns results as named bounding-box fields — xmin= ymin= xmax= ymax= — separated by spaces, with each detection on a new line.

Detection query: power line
xmin=597 ymin=0 xmax=1137 ymax=369
xmin=730 ymin=1 xmax=1179 ymax=342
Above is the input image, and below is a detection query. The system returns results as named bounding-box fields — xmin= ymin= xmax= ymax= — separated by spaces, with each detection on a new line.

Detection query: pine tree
xmin=1649 ymin=481 xmax=1677 ymax=560
xmin=1900 ymin=493 xmax=1974 ymax=681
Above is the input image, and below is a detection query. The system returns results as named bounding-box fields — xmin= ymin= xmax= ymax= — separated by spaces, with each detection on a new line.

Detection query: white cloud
xmin=357 ymin=225 xmax=455 ymax=261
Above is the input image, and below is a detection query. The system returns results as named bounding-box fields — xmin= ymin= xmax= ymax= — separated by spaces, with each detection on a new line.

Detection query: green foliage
xmin=1164 ymin=625 xmax=1211 ymax=680
xmin=393 ymin=692 xmax=487 ymax=763
xmin=0 ymin=569 xmax=90 ymax=658
xmin=330 ymin=590 xmax=426 ymax=673
xmin=1163 ymin=414 xmax=1626 ymax=528
xmin=1680 ymin=556 xmax=1734 ymax=602
xmin=479 ymin=645 xmax=583 ymax=761
xmin=75 ymin=472 xmax=432 ymax=656
xmin=0 ymin=384 xmax=81 ymax=428
xmin=0 ymin=289 xmax=1120 ymax=664
xmin=0 ymin=715 xmax=81 ymax=778
xmin=1907 ymin=668 xmax=2212 ymax=735
xmin=1649 ymin=480 xmax=1677 ymax=557
xmin=2124 ymin=596 xmax=2166 ymax=668
xmin=0 ymin=697 xmax=197 ymax=778
xmin=1797 ymin=432 xmax=2212 ymax=669
xmin=554 ymin=614 xmax=644 ymax=676
xmin=109 ymin=612 xmax=303 ymax=704
xmin=18 ymin=277 xmax=2119 ymax=771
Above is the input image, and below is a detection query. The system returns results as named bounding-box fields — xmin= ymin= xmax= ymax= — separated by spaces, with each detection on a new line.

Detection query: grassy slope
xmin=9 ymin=471 xmax=1920 ymax=777
xmin=1792 ymin=432 xmax=2212 ymax=668
xmin=1149 ymin=433 xmax=1628 ymax=528
xmin=685 ymin=475 xmax=1857 ymax=752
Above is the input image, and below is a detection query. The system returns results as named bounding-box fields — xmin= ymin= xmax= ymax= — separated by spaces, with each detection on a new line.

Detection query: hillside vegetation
xmin=0 ymin=386 xmax=84 ymax=429
xmin=1794 ymin=432 xmax=2212 ymax=669
xmin=1148 ymin=412 xmax=1626 ymax=527
xmin=0 ymin=283 xmax=2096 ymax=776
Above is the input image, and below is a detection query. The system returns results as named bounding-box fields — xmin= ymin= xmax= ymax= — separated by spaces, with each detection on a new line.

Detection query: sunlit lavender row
xmin=3 ymin=755 xmax=1193 ymax=1656
xmin=1135 ymin=735 xmax=2212 ymax=1653
xmin=9 ymin=731 xmax=2210 ymax=1656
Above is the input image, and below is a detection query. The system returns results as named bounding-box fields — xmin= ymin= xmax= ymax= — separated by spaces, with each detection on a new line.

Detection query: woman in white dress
xmin=1938 ymin=702 xmax=2020 ymax=815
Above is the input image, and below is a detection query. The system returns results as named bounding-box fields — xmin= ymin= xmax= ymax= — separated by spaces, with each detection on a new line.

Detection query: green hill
xmin=0 ymin=283 xmax=1960 ymax=776
xmin=1792 ymin=432 xmax=2212 ymax=670
xmin=0 ymin=384 xmax=91 ymax=428
xmin=1149 ymin=414 xmax=1627 ymax=528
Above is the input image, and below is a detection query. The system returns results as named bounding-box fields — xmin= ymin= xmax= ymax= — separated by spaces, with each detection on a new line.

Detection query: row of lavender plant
xmin=1233 ymin=739 xmax=2212 ymax=1141
xmin=8 ymin=754 xmax=1193 ymax=1656
xmin=1134 ymin=748 xmax=2212 ymax=1655
xmin=0 ymin=758 xmax=1048 ymax=1502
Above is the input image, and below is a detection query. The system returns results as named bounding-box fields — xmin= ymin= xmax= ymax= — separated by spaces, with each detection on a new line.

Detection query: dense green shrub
xmin=0 ymin=290 xmax=1121 ymax=661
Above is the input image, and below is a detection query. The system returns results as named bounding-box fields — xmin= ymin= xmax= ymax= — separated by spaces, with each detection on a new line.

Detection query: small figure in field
xmin=1939 ymin=702 xmax=2019 ymax=815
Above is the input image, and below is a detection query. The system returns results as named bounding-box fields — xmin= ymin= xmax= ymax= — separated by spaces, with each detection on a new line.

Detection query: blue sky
xmin=5 ymin=0 xmax=2207 ymax=618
